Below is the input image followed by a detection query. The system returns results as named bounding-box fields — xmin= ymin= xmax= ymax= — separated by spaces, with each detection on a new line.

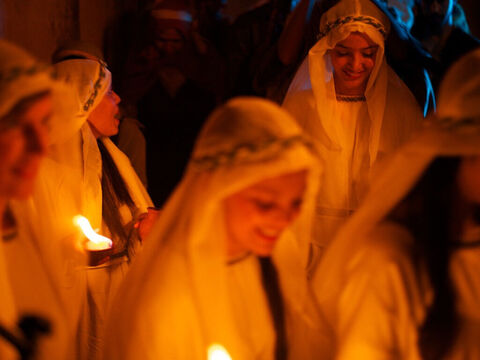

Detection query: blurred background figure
xmin=193 ymin=0 xmax=230 ymax=56
xmin=314 ymin=47 xmax=480 ymax=360
xmin=121 ymin=0 xmax=222 ymax=208
xmin=226 ymin=0 xmax=292 ymax=97
xmin=410 ymin=0 xmax=479 ymax=91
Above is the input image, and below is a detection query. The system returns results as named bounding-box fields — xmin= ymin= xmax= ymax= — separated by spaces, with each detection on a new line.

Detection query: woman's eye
xmin=291 ymin=198 xmax=303 ymax=211
xmin=253 ymin=200 xmax=275 ymax=211
xmin=362 ymin=52 xmax=375 ymax=58
xmin=335 ymin=50 xmax=349 ymax=57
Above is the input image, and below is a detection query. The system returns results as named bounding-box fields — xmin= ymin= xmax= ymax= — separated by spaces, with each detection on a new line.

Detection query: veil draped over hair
xmin=313 ymin=48 xmax=480 ymax=358
xmin=103 ymin=98 xmax=325 ymax=359
xmin=282 ymin=0 xmax=421 ymax=262
xmin=50 ymin=59 xmax=152 ymax=359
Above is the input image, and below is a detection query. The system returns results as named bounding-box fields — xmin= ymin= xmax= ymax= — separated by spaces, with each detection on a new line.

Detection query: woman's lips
xmin=255 ymin=228 xmax=280 ymax=243
xmin=343 ymin=69 xmax=363 ymax=80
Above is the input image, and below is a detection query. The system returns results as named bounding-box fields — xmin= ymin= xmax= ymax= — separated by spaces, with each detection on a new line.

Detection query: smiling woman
xmin=224 ymin=170 xmax=308 ymax=258
xmin=103 ymin=97 xmax=325 ymax=360
xmin=330 ymin=32 xmax=378 ymax=95
xmin=283 ymin=0 xmax=423 ymax=272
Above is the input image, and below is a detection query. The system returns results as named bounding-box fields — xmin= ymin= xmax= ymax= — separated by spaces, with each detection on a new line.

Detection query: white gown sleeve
xmin=335 ymin=223 xmax=429 ymax=360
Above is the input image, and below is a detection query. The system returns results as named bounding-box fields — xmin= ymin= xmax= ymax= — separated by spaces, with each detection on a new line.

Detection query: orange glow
xmin=73 ymin=215 xmax=112 ymax=250
xmin=207 ymin=344 xmax=232 ymax=360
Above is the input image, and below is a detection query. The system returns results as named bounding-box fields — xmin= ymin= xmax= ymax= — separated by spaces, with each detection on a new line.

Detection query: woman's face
xmin=88 ymin=88 xmax=121 ymax=138
xmin=224 ymin=170 xmax=308 ymax=258
xmin=458 ymin=156 xmax=480 ymax=204
xmin=0 ymin=93 xmax=51 ymax=199
xmin=330 ymin=32 xmax=379 ymax=96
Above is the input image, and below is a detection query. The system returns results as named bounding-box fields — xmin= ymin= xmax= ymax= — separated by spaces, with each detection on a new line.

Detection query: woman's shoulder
xmin=351 ymin=221 xmax=417 ymax=273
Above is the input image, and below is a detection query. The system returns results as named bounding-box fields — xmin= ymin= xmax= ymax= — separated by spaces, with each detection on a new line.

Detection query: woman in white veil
xmin=102 ymin=97 xmax=324 ymax=359
xmin=50 ymin=58 xmax=153 ymax=359
xmin=313 ymin=48 xmax=480 ymax=359
xmin=283 ymin=0 xmax=422 ymax=270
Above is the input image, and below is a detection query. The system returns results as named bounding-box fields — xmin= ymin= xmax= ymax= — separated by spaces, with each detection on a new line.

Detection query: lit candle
xmin=74 ymin=215 xmax=113 ymax=266
xmin=207 ymin=344 xmax=232 ymax=360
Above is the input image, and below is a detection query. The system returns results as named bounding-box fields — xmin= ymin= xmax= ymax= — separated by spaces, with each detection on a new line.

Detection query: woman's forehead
xmin=335 ymin=32 xmax=378 ymax=48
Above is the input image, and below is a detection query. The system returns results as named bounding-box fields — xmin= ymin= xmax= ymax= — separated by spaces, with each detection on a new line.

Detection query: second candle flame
xmin=74 ymin=215 xmax=113 ymax=250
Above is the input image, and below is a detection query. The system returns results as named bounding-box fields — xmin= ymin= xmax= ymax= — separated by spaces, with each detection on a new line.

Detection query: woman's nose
xmin=349 ymin=53 xmax=364 ymax=72
xmin=112 ymin=90 xmax=121 ymax=105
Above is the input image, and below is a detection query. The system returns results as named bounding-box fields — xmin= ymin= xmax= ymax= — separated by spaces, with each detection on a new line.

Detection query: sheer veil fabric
xmin=102 ymin=98 xmax=324 ymax=359
xmin=312 ymin=48 xmax=480 ymax=356
xmin=282 ymin=0 xmax=422 ymax=265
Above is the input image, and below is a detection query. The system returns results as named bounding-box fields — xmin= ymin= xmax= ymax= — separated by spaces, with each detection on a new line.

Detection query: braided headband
xmin=0 ymin=64 xmax=55 ymax=86
xmin=317 ymin=15 xmax=387 ymax=40
xmin=83 ymin=63 xmax=107 ymax=112
xmin=192 ymin=135 xmax=314 ymax=171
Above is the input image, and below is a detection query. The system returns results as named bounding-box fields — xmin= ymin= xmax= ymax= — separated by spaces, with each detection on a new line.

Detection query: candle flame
xmin=73 ymin=215 xmax=112 ymax=250
xmin=208 ymin=344 xmax=232 ymax=360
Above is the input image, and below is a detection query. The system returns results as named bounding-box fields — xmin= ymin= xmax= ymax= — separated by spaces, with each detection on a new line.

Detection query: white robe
xmin=5 ymin=122 xmax=152 ymax=360
xmin=283 ymin=66 xmax=421 ymax=263
xmin=336 ymin=222 xmax=480 ymax=359
xmin=78 ymin=124 xmax=153 ymax=360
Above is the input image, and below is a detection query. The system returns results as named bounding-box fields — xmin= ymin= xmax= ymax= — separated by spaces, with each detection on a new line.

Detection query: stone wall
xmin=0 ymin=0 xmax=126 ymax=61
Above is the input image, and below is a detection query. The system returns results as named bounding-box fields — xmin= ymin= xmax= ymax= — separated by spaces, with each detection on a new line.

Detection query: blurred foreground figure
xmin=0 ymin=40 xmax=81 ymax=359
xmin=52 ymin=58 xmax=154 ymax=359
xmin=314 ymin=48 xmax=480 ymax=359
xmin=283 ymin=0 xmax=422 ymax=271
xmin=103 ymin=98 xmax=328 ymax=359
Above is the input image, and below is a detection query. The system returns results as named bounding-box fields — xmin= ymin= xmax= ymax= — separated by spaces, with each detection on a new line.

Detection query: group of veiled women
xmin=0 ymin=0 xmax=479 ymax=359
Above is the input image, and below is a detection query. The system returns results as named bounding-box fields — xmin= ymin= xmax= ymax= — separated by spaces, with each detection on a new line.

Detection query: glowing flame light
xmin=208 ymin=344 xmax=232 ymax=360
xmin=74 ymin=215 xmax=112 ymax=250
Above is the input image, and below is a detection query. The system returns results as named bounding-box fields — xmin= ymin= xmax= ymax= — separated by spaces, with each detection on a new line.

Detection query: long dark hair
xmin=389 ymin=157 xmax=462 ymax=360
xmin=97 ymin=140 xmax=139 ymax=259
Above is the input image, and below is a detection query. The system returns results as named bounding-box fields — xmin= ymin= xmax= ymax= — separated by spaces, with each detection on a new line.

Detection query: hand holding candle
xmin=135 ymin=207 xmax=161 ymax=242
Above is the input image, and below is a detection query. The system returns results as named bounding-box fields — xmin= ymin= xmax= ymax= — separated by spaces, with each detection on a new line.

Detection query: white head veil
xmin=284 ymin=0 xmax=391 ymax=164
xmin=312 ymin=48 xmax=480 ymax=328
xmin=0 ymin=40 xmax=75 ymax=145
xmin=103 ymin=97 xmax=322 ymax=359
xmin=53 ymin=59 xmax=151 ymax=230
xmin=53 ymin=59 xmax=112 ymax=137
